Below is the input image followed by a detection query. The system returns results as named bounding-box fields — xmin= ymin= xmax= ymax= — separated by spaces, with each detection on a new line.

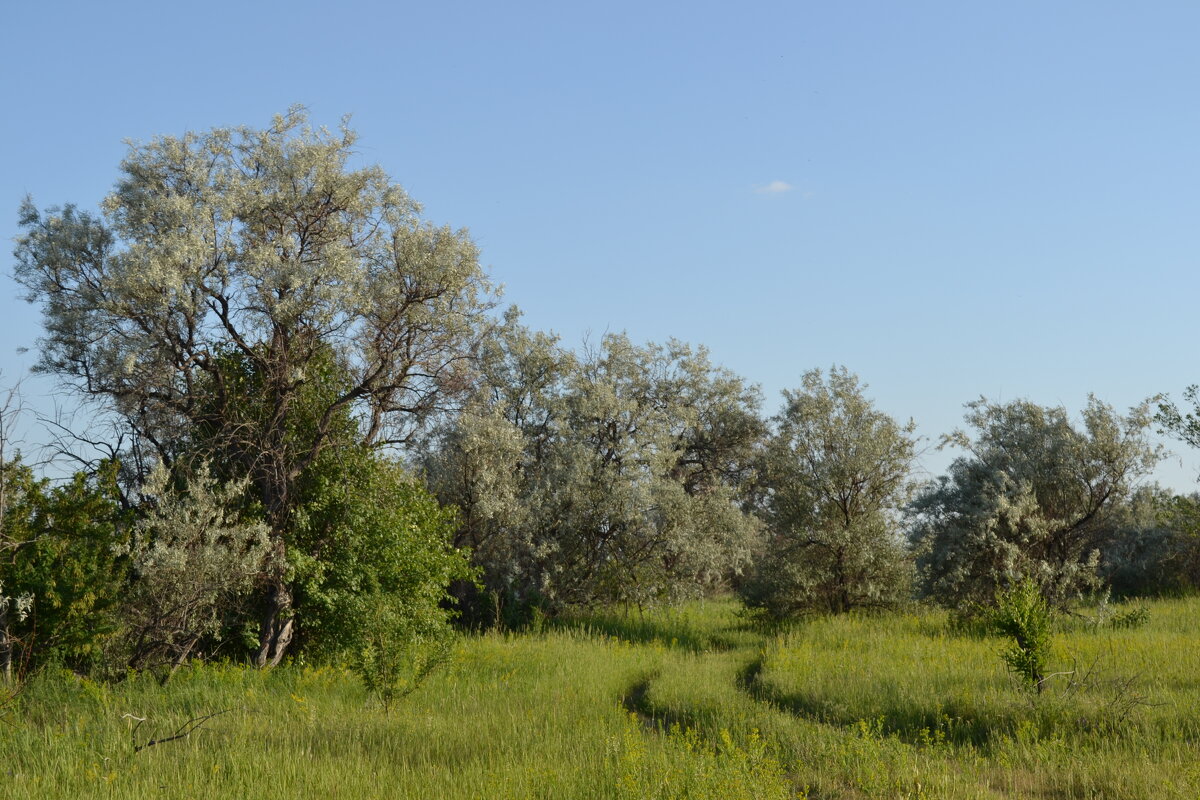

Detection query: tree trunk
xmin=255 ymin=578 xmax=295 ymax=667
xmin=254 ymin=493 xmax=296 ymax=668
xmin=162 ymin=636 xmax=200 ymax=686
xmin=0 ymin=606 xmax=11 ymax=685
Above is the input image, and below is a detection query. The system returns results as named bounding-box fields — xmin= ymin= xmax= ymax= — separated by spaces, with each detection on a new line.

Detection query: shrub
xmin=350 ymin=594 xmax=454 ymax=712
xmin=990 ymin=579 xmax=1054 ymax=692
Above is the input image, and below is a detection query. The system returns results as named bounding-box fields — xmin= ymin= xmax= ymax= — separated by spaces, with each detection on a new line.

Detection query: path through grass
xmin=5 ymin=597 xmax=1199 ymax=798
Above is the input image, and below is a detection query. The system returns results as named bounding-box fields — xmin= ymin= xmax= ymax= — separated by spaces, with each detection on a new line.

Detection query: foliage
xmin=0 ymin=579 xmax=33 ymax=684
xmin=1144 ymin=492 xmax=1200 ymax=591
xmin=349 ymin=591 xmax=455 ymax=712
xmin=116 ymin=463 xmax=269 ymax=683
xmin=739 ymin=367 xmax=918 ymax=617
xmin=910 ymin=396 xmax=1160 ymax=610
xmin=288 ymin=447 xmax=472 ymax=660
xmin=13 ymin=107 xmax=497 ymax=663
xmin=0 ymin=460 xmax=129 ymax=674
xmin=423 ymin=315 xmax=764 ymax=619
xmin=1097 ymin=486 xmax=1200 ymax=597
xmin=1131 ymin=386 xmax=1200 ymax=595
xmin=989 ymin=578 xmax=1053 ymax=692
xmin=1156 ymin=383 xmax=1200 ymax=452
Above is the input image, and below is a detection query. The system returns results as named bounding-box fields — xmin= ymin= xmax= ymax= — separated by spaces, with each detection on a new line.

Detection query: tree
xmin=0 ymin=460 xmax=129 ymax=675
xmin=910 ymin=396 xmax=1160 ymax=610
xmin=738 ymin=367 xmax=918 ymax=618
xmin=423 ymin=319 xmax=764 ymax=620
xmin=288 ymin=444 xmax=471 ymax=659
xmin=14 ymin=108 xmax=496 ymax=664
xmin=990 ymin=578 xmax=1054 ymax=693
xmin=118 ymin=463 xmax=269 ymax=683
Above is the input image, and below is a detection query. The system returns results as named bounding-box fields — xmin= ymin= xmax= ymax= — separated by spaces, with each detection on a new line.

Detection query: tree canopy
xmin=423 ymin=316 xmax=764 ymax=620
xmin=739 ymin=367 xmax=918 ymax=617
xmin=910 ymin=396 xmax=1161 ymax=609
xmin=13 ymin=108 xmax=496 ymax=663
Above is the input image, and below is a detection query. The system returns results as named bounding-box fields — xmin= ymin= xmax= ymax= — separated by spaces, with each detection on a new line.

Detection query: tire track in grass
xmin=617 ymin=617 xmax=1013 ymax=799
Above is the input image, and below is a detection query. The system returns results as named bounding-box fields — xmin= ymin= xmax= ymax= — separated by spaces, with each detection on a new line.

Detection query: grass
xmin=4 ymin=596 xmax=1200 ymax=798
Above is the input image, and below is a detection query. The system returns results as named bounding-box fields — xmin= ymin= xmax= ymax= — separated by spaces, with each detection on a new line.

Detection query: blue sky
xmin=2 ymin=1 xmax=1199 ymax=487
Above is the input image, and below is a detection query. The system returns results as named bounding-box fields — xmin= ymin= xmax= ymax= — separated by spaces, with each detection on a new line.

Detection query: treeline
xmin=3 ymin=110 xmax=1199 ymax=691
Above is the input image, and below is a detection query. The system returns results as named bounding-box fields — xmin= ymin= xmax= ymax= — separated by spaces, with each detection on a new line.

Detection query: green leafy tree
xmin=350 ymin=591 xmax=456 ymax=713
xmin=911 ymin=396 xmax=1160 ymax=610
xmin=990 ymin=578 xmax=1054 ymax=692
xmin=289 ymin=445 xmax=471 ymax=659
xmin=14 ymin=108 xmax=496 ymax=664
xmin=0 ymin=460 xmax=129 ymax=675
xmin=739 ymin=367 xmax=918 ymax=618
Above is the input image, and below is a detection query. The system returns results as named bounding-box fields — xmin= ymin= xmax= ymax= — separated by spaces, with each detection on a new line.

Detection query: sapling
xmin=991 ymin=578 xmax=1054 ymax=692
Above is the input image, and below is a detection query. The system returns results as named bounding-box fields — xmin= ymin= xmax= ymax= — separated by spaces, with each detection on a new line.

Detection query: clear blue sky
xmin=2 ymin=1 xmax=1198 ymax=487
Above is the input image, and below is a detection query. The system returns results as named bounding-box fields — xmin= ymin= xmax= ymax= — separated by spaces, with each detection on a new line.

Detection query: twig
xmin=1036 ymin=669 xmax=1076 ymax=690
xmin=128 ymin=708 xmax=235 ymax=753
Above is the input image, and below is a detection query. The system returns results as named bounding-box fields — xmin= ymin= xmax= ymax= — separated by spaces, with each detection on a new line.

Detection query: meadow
xmin=4 ymin=596 xmax=1199 ymax=799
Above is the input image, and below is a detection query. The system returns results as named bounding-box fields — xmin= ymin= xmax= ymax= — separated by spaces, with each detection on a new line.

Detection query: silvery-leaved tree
xmin=910 ymin=396 xmax=1161 ymax=610
xmin=13 ymin=108 xmax=496 ymax=665
xmin=739 ymin=367 xmax=919 ymax=618
xmin=423 ymin=316 xmax=765 ymax=620
xmin=120 ymin=464 xmax=269 ymax=684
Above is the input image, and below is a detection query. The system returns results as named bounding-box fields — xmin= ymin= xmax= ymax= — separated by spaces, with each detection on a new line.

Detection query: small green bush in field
xmin=350 ymin=595 xmax=454 ymax=713
xmin=990 ymin=579 xmax=1053 ymax=692
xmin=1110 ymin=605 xmax=1150 ymax=630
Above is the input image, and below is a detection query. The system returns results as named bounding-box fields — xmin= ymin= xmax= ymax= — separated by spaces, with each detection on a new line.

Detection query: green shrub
xmin=350 ymin=594 xmax=455 ymax=712
xmin=990 ymin=579 xmax=1054 ymax=692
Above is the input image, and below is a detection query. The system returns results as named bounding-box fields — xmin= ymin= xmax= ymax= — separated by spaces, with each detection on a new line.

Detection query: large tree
xmin=738 ymin=367 xmax=918 ymax=618
xmin=910 ymin=396 xmax=1160 ymax=609
xmin=423 ymin=318 xmax=764 ymax=620
xmin=13 ymin=108 xmax=496 ymax=664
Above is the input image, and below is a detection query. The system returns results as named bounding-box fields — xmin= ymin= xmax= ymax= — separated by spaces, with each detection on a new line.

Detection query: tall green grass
xmin=5 ymin=597 xmax=1200 ymax=798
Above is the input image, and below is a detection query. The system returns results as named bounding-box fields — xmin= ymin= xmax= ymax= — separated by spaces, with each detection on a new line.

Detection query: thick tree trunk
xmin=255 ymin=578 xmax=295 ymax=667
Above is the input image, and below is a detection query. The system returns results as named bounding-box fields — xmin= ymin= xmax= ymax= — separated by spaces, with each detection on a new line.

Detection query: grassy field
xmin=4 ymin=597 xmax=1199 ymax=799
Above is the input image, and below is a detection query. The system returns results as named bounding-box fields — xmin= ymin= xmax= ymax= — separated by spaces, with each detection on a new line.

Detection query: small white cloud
xmin=755 ymin=180 xmax=793 ymax=194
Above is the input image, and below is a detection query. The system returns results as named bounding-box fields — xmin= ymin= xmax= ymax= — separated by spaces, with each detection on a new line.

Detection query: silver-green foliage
xmin=13 ymin=108 xmax=496 ymax=663
xmin=740 ymin=367 xmax=918 ymax=617
xmin=424 ymin=315 xmax=765 ymax=613
xmin=13 ymin=107 xmax=493 ymax=458
xmin=911 ymin=396 xmax=1161 ymax=610
xmin=119 ymin=464 xmax=269 ymax=682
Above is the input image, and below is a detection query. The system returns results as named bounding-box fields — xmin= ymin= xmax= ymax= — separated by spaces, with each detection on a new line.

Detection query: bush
xmin=990 ymin=579 xmax=1054 ymax=692
xmin=0 ymin=461 xmax=129 ymax=675
xmin=350 ymin=593 xmax=455 ymax=712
